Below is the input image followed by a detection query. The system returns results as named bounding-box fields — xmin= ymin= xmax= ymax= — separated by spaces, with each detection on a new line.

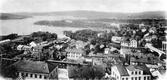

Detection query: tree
xmin=3 ymin=33 xmax=19 ymax=40
xmin=160 ymin=54 xmax=166 ymax=61
xmin=80 ymin=65 xmax=105 ymax=79
xmin=31 ymin=31 xmax=57 ymax=41
xmin=3 ymin=65 xmax=18 ymax=78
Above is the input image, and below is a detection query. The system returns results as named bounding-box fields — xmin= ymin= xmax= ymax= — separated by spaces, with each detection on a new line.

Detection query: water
xmin=0 ymin=16 xmax=87 ymax=38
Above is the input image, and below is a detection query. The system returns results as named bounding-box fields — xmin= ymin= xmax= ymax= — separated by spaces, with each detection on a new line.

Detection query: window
xmin=126 ymin=78 xmax=128 ymax=80
xmin=16 ymin=72 xmax=19 ymax=76
xmin=147 ymin=76 xmax=150 ymax=80
xmin=35 ymin=74 xmax=37 ymax=78
xmin=139 ymin=71 xmax=141 ymax=74
xmin=122 ymin=78 xmax=124 ymax=80
xmin=135 ymin=71 xmax=137 ymax=75
xmin=135 ymin=77 xmax=137 ymax=80
xmin=44 ymin=76 xmax=47 ymax=79
xmin=39 ymin=75 xmax=42 ymax=78
xmin=139 ymin=77 xmax=141 ymax=80
xmin=144 ymin=77 xmax=146 ymax=80
xmin=132 ymin=72 xmax=134 ymax=75
xmin=30 ymin=74 xmax=33 ymax=77
xmin=131 ymin=77 xmax=133 ymax=80
xmin=25 ymin=73 xmax=28 ymax=77
xmin=21 ymin=73 xmax=24 ymax=76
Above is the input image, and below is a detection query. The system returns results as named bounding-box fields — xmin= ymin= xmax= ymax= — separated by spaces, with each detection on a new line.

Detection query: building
xmin=17 ymin=45 xmax=32 ymax=51
xmin=11 ymin=60 xmax=58 ymax=79
xmin=58 ymin=68 xmax=69 ymax=80
xmin=111 ymin=36 xmax=122 ymax=43
xmin=104 ymin=48 xmax=110 ymax=54
xmin=121 ymin=39 xmax=137 ymax=48
xmin=29 ymin=41 xmax=37 ymax=47
xmin=111 ymin=64 xmax=151 ymax=80
xmin=65 ymin=48 xmax=85 ymax=60
xmin=162 ymin=41 xmax=167 ymax=52
xmin=129 ymin=39 xmax=138 ymax=48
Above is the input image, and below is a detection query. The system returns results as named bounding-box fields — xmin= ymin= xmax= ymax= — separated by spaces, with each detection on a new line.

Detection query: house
xmin=150 ymin=69 xmax=166 ymax=79
xmin=121 ymin=41 xmax=129 ymax=47
xmin=11 ymin=60 xmax=58 ymax=79
xmin=17 ymin=45 xmax=24 ymax=50
xmin=111 ymin=36 xmax=122 ymax=43
xmin=146 ymin=64 xmax=166 ymax=79
xmin=58 ymin=68 xmax=69 ymax=80
xmin=111 ymin=64 xmax=151 ymax=80
xmin=75 ymin=40 xmax=87 ymax=49
xmin=68 ymin=40 xmax=87 ymax=49
xmin=29 ymin=41 xmax=37 ymax=47
xmin=104 ymin=48 xmax=110 ymax=54
xmin=149 ymin=27 xmax=156 ymax=33
xmin=129 ymin=39 xmax=137 ymax=48
xmin=121 ymin=39 xmax=137 ymax=48
xmin=65 ymin=48 xmax=85 ymax=60
xmin=17 ymin=45 xmax=32 ymax=51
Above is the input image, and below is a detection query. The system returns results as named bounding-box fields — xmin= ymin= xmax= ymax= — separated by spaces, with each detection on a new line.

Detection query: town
xmin=0 ymin=21 xmax=166 ymax=80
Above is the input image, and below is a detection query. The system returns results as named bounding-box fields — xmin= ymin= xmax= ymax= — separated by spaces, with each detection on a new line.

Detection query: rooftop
xmin=115 ymin=64 xmax=129 ymax=76
xmin=11 ymin=60 xmax=57 ymax=74
xmin=114 ymin=64 xmax=151 ymax=76
xmin=65 ymin=48 xmax=85 ymax=54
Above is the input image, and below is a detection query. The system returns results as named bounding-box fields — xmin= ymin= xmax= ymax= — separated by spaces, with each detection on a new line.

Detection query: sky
xmin=0 ymin=0 xmax=166 ymax=13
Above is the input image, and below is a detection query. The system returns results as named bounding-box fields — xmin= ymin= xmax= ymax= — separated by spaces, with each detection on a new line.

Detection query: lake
xmin=0 ymin=16 xmax=88 ymax=38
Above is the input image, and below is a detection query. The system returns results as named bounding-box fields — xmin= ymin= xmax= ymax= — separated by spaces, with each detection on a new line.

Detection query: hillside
xmin=0 ymin=13 xmax=30 ymax=20
xmin=16 ymin=10 xmax=166 ymax=19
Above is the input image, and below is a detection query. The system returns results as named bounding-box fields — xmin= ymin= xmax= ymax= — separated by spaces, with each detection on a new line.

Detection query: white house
xmin=58 ymin=68 xmax=69 ymax=80
xmin=111 ymin=36 xmax=122 ymax=43
xmin=65 ymin=48 xmax=85 ymax=60
xmin=111 ymin=64 xmax=151 ymax=80
xmin=121 ymin=39 xmax=137 ymax=48
xmin=29 ymin=41 xmax=37 ymax=47
xmin=17 ymin=45 xmax=32 ymax=51
xmin=129 ymin=39 xmax=137 ymax=48
xmin=104 ymin=48 xmax=110 ymax=54
xmin=121 ymin=41 xmax=129 ymax=47
xmin=17 ymin=45 xmax=24 ymax=50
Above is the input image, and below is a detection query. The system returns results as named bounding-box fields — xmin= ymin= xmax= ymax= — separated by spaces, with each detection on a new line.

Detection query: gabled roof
xmin=158 ymin=69 xmax=166 ymax=75
xmin=126 ymin=64 xmax=151 ymax=75
xmin=65 ymin=48 xmax=85 ymax=54
xmin=135 ymin=64 xmax=151 ymax=75
xmin=115 ymin=64 xmax=129 ymax=76
xmin=126 ymin=65 xmax=142 ymax=71
xmin=12 ymin=60 xmax=57 ymax=74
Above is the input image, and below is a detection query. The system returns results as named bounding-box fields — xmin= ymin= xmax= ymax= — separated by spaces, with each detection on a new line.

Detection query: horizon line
xmin=0 ymin=10 xmax=166 ymax=14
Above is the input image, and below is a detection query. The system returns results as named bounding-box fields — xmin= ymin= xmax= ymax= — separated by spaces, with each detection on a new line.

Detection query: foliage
xmin=0 ymin=33 xmax=20 ymax=40
xmin=31 ymin=31 xmax=57 ymax=41
xmin=69 ymin=65 xmax=105 ymax=79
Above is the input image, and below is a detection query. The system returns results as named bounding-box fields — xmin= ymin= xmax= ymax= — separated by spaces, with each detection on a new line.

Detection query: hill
xmin=0 ymin=13 xmax=31 ymax=20
xmin=16 ymin=10 xmax=166 ymax=19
